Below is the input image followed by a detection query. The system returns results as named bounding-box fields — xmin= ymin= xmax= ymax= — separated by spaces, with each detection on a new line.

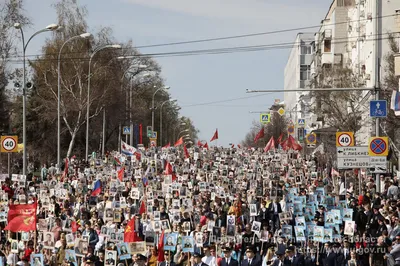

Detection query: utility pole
xmin=373 ymin=0 xmax=381 ymax=192
xmin=397 ymin=10 xmax=400 ymax=171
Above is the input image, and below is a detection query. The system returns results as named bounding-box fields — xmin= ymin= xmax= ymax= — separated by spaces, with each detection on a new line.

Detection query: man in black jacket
xmin=322 ymin=242 xmax=336 ymax=266
xmin=283 ymin=246 xmax=304 ymax=266
xmin=159 ymin=251 xmax=176 ymax=266
xmin=241 ymin=246 xmax=262 ymax=266
xmin=193 ymin=252 xmax=208 ymax=266
xmin=268 ymin=198 xmax=282 ymax=232
xmin=220 ymin=246 xmax=238 ymax=266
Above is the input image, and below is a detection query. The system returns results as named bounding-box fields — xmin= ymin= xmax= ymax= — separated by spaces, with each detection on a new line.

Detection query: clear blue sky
xmin=21 ymin=0 xmax=332 ymax=146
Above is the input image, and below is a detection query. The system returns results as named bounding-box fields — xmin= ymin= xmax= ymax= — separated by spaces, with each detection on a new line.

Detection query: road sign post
xmin=370 ymin=100 xmax=387 ymax=118
xmin=1 ymin=136 xmax=18 ymax=153
xmin=297 ymin=119 xmax=305 ymax=127
xmin=260 ymin=113 xmax=270 ymax=124
xmin=337 ymin=146 xmax=387 ymax=170
xmin=336 ymin=132 xmax=354 ymax=147
xmin=368 ymin=137 xmax=389 ymax=156
xmin=288 ymin=125 xmax=294 ymax=135
xmin=123 ymin=126 xmax=131 ymax=135
xmin=306 ymin=133 xmax=316 ymax=145
xmin=149 ymin=138 xmax=157 ymax=147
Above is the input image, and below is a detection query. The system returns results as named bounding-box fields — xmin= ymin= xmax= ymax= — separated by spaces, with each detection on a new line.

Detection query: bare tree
xmin=27 ymin=0 xmax=162 ymax=158
xmin=309 ymin=66 xmax=368 ymax=143
xmin=241 ymin=111 xmax=287 ymax=148
xmin=381 ymin=34 xmax=400 ymax=148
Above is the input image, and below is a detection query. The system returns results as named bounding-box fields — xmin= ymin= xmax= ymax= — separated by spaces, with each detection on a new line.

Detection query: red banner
xmin=5 ymin=201 xmax=37 ymax=232
xmin=139 ymin=124 xmax=143 ymax=144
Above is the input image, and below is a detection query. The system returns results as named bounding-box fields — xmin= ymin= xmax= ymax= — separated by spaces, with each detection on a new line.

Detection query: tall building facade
xmin=304 ymin=0 xmax=400 ymax=145
xmin=283 ymin=32 xmax=315 ymax=131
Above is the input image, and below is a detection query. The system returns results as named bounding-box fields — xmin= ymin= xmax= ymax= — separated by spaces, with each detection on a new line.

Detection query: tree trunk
xmin=66 ymin=130 xmax=78 ymax=158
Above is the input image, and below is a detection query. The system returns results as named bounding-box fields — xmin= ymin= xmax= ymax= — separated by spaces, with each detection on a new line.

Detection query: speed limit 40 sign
xmin=1 ymin=136 xmax=18 ymax=153
xmin=336 ymin=132 xmax=354 ymax=147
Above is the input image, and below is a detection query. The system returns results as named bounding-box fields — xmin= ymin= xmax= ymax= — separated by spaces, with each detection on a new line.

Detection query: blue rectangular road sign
xmin=123 ymin=126 xmax=131 ymax=134
xmin=370 ymin=100 xmax=387 ymax=118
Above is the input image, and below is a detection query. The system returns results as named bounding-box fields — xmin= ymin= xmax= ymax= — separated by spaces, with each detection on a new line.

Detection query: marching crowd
xmin=0 ymin=142 xmax=400 ymax=266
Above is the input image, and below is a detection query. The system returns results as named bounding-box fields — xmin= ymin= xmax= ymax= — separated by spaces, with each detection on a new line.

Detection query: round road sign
xmin=1 ymin=136 xmax=17 ymax=152
xmin=370 ymin=138 xmax=387 ymax=155
xmin=307 ymin=134 xmax=316 ymax=144
xmin=288 ymin=126 xmax=294 ymax=134
xmin=337 ymin=133 xmax=353 ymax=147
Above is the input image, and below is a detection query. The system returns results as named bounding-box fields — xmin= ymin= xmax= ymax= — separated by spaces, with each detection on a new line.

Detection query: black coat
xmin=283 ymin=254 xmax=305 ymax=266
xmin=304 ymin=256 xmax=318 ymax=266
xmin=159 ymin=262 xmax=177 ymax=266
xmin=220 ymin=258 xmax=239 ymax=266
xmin=322 ymin=252 xmax=336 ymax=266
xmin=241 ymin=257 xmax=262 ymax=266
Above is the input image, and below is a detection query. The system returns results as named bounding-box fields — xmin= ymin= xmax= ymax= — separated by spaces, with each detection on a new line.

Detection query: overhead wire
xmin=180 ymin=92 xmax=276 ymax=108
xmin=133 ymin=13 xmax=396 ymax=49
xmin=6 ymin=32 xmax=395 ymax=64
xmin=5 ymin=13 xmax=398 ymax=61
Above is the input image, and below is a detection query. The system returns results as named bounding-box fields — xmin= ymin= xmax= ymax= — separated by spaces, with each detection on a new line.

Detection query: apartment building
xmin=283 ymin=32 xmax=315 ymax=139
xmin=310 ymin=0 xmax=400 ymax=145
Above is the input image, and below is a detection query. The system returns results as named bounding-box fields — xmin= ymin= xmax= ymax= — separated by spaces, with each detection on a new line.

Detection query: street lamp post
xmin=14 ymin=22 xmax=59 ymax=178
xmin=178 ymin=129 xmax=189 ymax=138
xmin=160 ymin=99 xmax=176 ymax=147
xmin=57 ymin=32 xmax=91 ymax=169
xmin=151 ymin=86 xmax=170 ymax=138
xmin=85 ymin=44 xmax=121 ymax=161
xmin=117 ymin=63 xmax=147 ymax=147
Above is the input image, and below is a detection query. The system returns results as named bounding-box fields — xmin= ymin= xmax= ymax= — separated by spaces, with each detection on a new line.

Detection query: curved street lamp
xmin=85 ymin=44 xmax=121 ymax=161
xmin=151 ymin=86 xmax=170 ymax=135
xmin=14 ymin=22 xmax=60 ymax=177
xmin=178 ymin=129 xmax=189 ymax=137
xmin=57 ymin=32 xmax=91 ymax=169
xmin=159 ymin=99 xmax=177 ymax=147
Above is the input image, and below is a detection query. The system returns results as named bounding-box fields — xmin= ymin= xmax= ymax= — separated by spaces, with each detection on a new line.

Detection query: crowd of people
xmin=0 ymin=142 xmax=399 ymax=266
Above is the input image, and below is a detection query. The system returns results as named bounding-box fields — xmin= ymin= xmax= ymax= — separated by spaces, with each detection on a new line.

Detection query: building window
xmin=324 ymin=39 xmax=331 ymax=52
xmin=300 ymin=65 xmax=311 ymax=81
xmin=301 ymin=45 xmax=312 ymax=54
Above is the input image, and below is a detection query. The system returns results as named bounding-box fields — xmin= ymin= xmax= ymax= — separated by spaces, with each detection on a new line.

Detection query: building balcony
xmin=321 ymin=53 xmax=342 ymax=66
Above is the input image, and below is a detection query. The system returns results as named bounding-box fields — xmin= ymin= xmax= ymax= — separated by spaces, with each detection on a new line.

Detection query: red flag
xmin=117 ymin=167 xmax=125 ymax=181
xmin=197 ymin=140 xmax=203 ymax=147
xmin=254 ymin=127 xmax=265 ymax=143
xmin=71 ymin=221 xmax=80 ymax=233
xmin=210 ymin=129 xmax=218 ymax=142
xmin=139 ymin=200 xmax=146 ymax=215
xmin=237 ymin=144 xmax=241 ymax=149
xmin=277 ymin=133 xmax=284 ymax=144
xmin=281 ymin=135 xmax=302 ymax=151
xmin=264 ymin=137 xmax=276 ymax=152
xmin=157 ymin=230 xmax=165 ymax=262
xmin=174 ymin=137 xmax=183 ymax=147
xmin=5 ymin=201 xmax=37 ymax=232
xmin=165 ymin=161 xmax=176 ymax=182
xmin=184 ymin=145 xmax=190 ymax=158
xmin=124 ymin=216 xmax=142 ymax=243
xmin=281 ymin=138 xmax=289 ymax=150
xmin=134 ymin=152 xmax=141 ymax=161
xmin=231 ymin=144 xmax=235 ymax=148
xmin=292 ymin=141 xmax=303 ymax=151
xmin=203 ymin=142 xmax=209 ymax=150
xmin=163 ymin=143 xmax=170 ymax=149
xmin=139 ymin=124 xmax=143 ymax=144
